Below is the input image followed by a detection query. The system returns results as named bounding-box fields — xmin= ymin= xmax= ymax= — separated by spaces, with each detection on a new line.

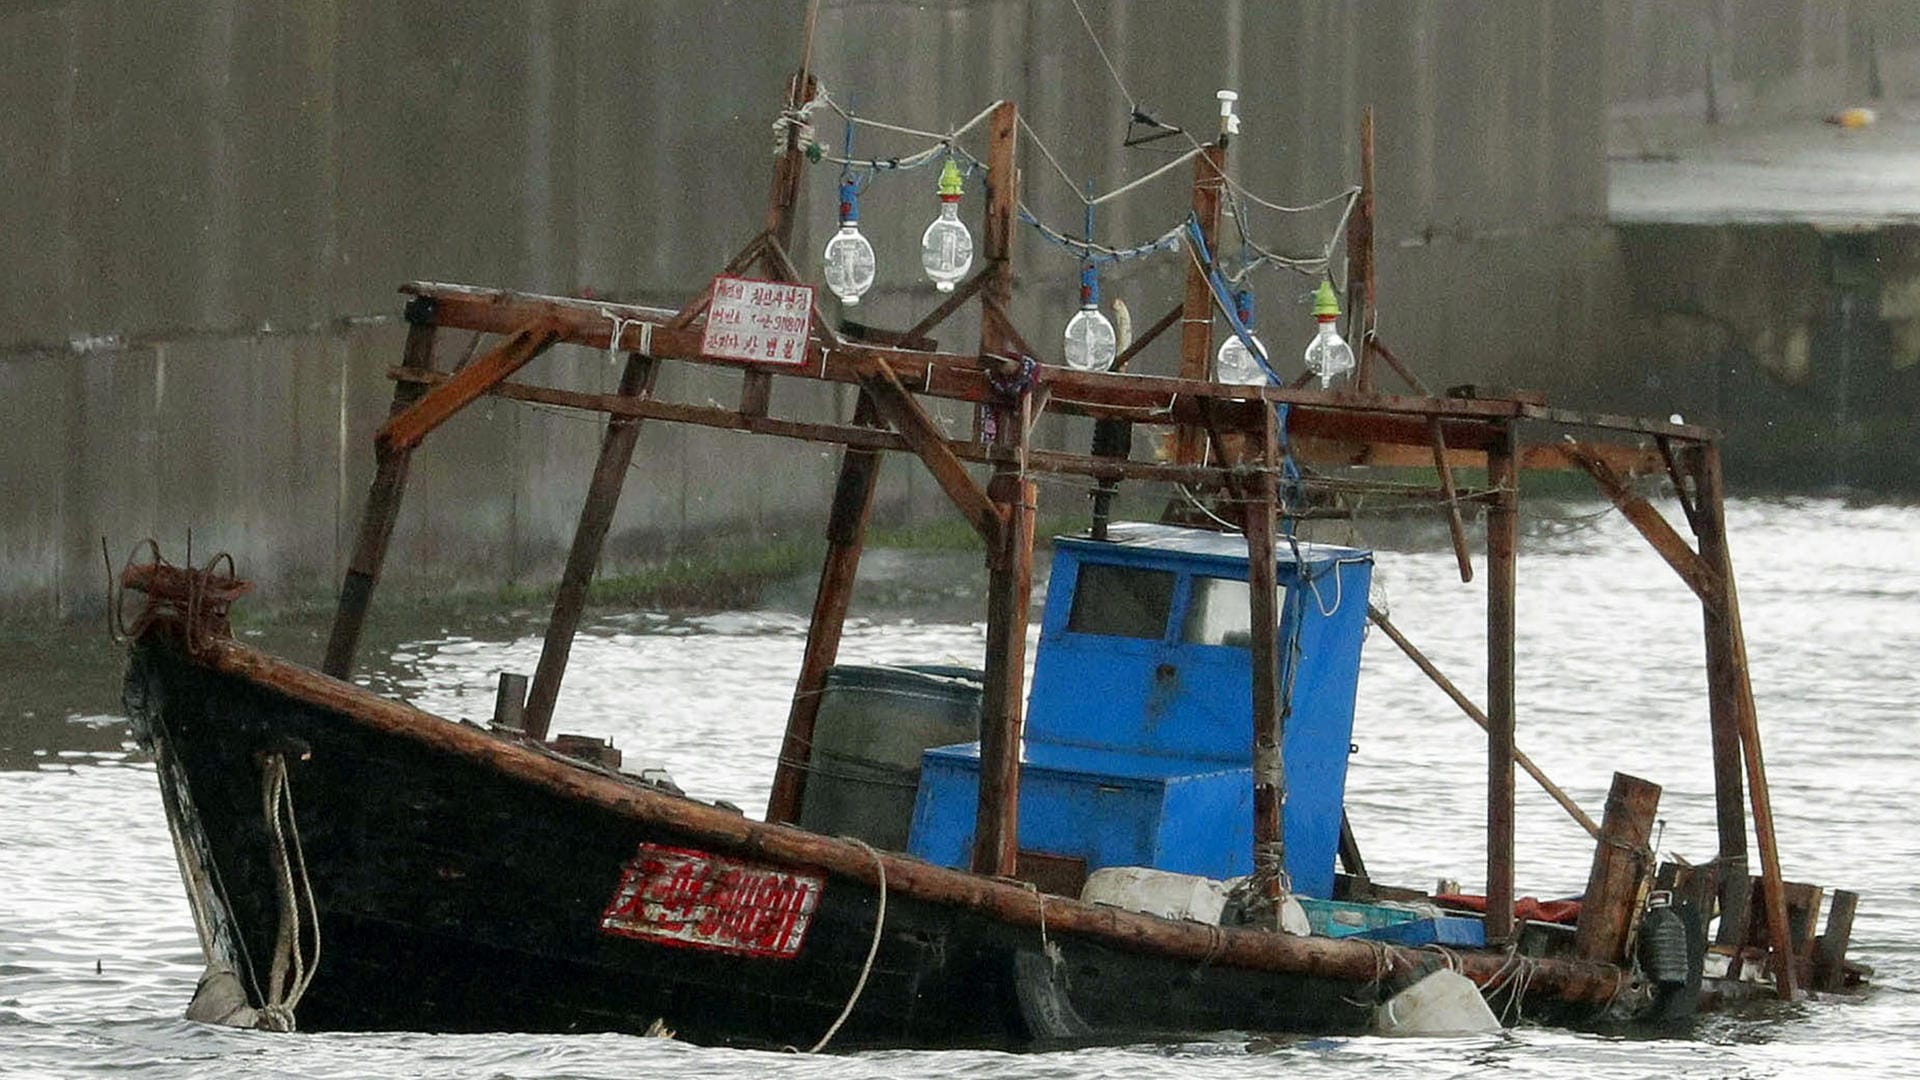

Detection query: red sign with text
xmin=598 ymin=843 xmax=823 ymax=959
xmin=700 ymin=275 xmax=814 ymax=366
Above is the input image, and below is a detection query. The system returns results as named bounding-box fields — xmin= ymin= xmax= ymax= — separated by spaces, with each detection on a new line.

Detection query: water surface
xmin=3 ymin=499 xmax=1916 ymax=1077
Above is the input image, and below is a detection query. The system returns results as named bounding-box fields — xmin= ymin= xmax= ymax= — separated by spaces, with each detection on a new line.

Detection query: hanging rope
xmin=803 ymin=838 xmax=888 ymax=1053
xmin=256 ymin=752 xmax=321 ymax=1032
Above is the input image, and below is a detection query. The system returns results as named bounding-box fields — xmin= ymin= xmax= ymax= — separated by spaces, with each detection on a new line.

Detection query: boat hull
xmin=125 ymin=640 xmax=1403 ymax=1048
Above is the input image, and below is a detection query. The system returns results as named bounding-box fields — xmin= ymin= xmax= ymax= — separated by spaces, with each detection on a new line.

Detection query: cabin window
xmin=1182 ymin=575 xmax=1267 ymax=648
xmin=1067 ymin=564 xmax=1175 ymax=640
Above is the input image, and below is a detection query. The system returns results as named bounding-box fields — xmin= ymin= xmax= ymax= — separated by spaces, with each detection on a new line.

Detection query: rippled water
xmin=4 ymin=500 xmax=1918 ymax=1077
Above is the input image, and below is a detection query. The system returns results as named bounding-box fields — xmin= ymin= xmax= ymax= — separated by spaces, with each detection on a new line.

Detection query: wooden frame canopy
xmin=320 ymin=86 xmax=1801 ymax=998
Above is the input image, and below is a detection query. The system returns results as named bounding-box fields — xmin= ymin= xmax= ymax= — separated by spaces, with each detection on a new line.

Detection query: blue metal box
xmin=906 ymin=523 xmax=1372 ymax=898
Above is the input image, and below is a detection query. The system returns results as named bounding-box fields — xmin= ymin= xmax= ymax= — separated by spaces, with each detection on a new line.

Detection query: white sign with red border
xmin=598 ymin=843 xmax=823 ymax=959
xmin=700 ymin=275 xmax=814 ymax=367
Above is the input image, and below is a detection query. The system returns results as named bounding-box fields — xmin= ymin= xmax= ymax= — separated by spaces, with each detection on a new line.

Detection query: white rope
xmin=804 ymin=838 xmax=888 ymax=1053
xmin=599 ymin=309 xmax=649 ymax=366
xmin=256 ymin=753 xmax=321 ymax=1032
xmin=1067 ymin=0 xmax=1137 ymax=110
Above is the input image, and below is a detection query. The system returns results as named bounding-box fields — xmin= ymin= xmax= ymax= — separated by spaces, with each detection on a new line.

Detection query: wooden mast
xmin=1245 ymin=407 xmax=1285 ymax=919
xmin=1484 ymin=422 xmax=1519 ymax=942
xmin=972 ymin=101 xmax=1030 ymax=877
xmin=1172 ymin=143 xmax=1227 ymax=465
xmin=320 ymin=300 xmax=439 ymax=678
xmin=1691 ymin=442 xmax=1798 ymax=998
xmin=1347 ymin=106 xmax=1376 ymax=393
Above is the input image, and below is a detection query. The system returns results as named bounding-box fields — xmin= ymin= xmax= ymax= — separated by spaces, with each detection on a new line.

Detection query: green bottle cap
xmin=937 ymin=158 xmax=965 ymax=198
xmin=1311 ymin=280 xmax=1341 ymax=318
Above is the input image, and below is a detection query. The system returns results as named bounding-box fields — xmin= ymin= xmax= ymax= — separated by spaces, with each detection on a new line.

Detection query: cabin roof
xmin=1054 ymin=521 xmax=1371 ymax=570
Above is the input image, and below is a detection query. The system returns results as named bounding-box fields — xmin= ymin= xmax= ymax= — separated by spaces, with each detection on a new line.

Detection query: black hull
xmin=125 ymin=638 xmax=1615 ymax=1049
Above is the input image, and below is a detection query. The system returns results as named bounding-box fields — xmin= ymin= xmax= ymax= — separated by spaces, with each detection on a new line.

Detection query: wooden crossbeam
xmin=377 ymin=320 xmax=561 ymax=452
xmin=1560 ymin=439 xmax=1722 ymax=611
xmin=856 ymin=358 xmax=1003 ymax=544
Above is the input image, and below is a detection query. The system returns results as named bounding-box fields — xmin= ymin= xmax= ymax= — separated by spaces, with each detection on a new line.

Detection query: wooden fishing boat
xmin=120 ymin=57 xmax=1865 ymax=1050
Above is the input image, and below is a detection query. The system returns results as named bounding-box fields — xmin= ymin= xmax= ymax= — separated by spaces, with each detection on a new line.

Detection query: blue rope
xmin=1182 ymin=214 xmax=1303 ymax=530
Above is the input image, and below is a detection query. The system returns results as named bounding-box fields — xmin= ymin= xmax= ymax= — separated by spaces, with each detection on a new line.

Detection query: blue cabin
xmin=906 ymin=522 xmax=1373 ymax=898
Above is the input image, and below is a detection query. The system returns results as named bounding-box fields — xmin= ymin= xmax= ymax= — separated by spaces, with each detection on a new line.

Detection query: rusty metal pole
xmin=1173 ymin=143 xmax=1228 ymax=465
xmin=322 ymin=298 xmax=439 ymax=678
xmin=1692 ymin=442 xmax=1797 ymax=998
xmin=521 ymin=354 xmax=659 ymax=741
xmin=971 ymin=101 xmax=1027 ymax=876
xmin=766 ymin=397 xmax=884 ymax=825
xmin=1348 ymin=106 xmax=1376 ymax=393
xmin=1246 ymin=409 xmax=1285 ymax=919
xmin=1485 ymin=422 xmax=1519 ymax=942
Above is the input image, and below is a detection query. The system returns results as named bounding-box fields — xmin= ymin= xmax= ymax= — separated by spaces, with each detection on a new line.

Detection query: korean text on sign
xmin=700 ymin=276 xmax=815 ymax=367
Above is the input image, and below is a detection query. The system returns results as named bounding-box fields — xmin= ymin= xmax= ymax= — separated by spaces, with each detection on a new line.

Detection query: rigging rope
xmin=256 ymin=752 xmax=321 ymax=1032
xmin=803 ymin=838 xmax=888 ymax=1053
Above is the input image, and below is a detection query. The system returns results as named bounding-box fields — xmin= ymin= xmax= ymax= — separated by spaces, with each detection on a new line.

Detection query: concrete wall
xmin=1 ymin=0 xmax=1627 ymax=620
xmin=1614 ymin=223 xmax=1920 ymax=490
xmin=1607 ymin=0 xmax=1920 ymax=149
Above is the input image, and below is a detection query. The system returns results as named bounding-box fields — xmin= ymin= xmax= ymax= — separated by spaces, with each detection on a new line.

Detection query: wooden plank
xmin=763 ymin=71 xmax=816 ymax=250
xmin=1562 ymin=439 xmax=1722 ymax=612
xmin=402 ymin=282 xmax=1712 ymax=441
xmin=1429 ymin=417 xmax=1474 ymax=582
xmin=1366 ymin=335 xmax=1433 ymax=396
xmin=1174 ymin=144 xmax=1227 ymax=464
xmin=388 ymin=366 xmax=1283 ymax=488
xmin=858 ymin=359 xmax=1002 ymax=544
xmin=1692 ymin=442 xmax=1798 ymax=999
xmin=974 ymin=472 xmax=1035 ymax=876
xmin=1485 ymin=424 xmax=1519 ymax=942
xmin=1688 ymin=442 xmax=1751 ymax=946
xmin=739 ymin=370 xmax=773 ymax=418
xmin=974 ymin=105 xmax=1026 ymax=876
xmin=1367 ymin=605 xmax=1600 ymax=839
xmin=766 ymin=395 xmax=885 ymax=825
xmin=521 ymin=354 xmax=659 ymax=741
xmin=1573 ymin=772 xmax=1663 ymax=964
xmin=378 ymin=320 xmax=560 ymax=451
xmin=321 ymin=309 xmax=439 ymax=678
xmin=1244 ymin=409 xmax=1284 ymax=920
xmin=1332 ymin=438 xmax=1661 ymax=474
xmin=1812 ymin=890 xmax=1859 ymax=992
xmin=902 ymin=265 xmax=991 ymax=343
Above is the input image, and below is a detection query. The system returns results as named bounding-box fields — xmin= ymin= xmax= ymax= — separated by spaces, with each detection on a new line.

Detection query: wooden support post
xmin=1367 ymin=604 xmax=1601 ymax=839
xmin=1173 ymin=144 xmax=1227 ymax=465
xmin=968 ymin=98 xmax=1029 ymax=877
xmin=1429 ymin=417 xmax=1474 ymax=583
xmin=1690 ymin=441 xmax=1798 ymax=998
xmin=1573 ymin=772 xmax=1662 ymax=964
xmin=1485 ymin=423 xmax=1519 ymax=942
xmin=492 ymin=673 xmax=528 ymax=733
xmin=1688 ymin=440 xmax=1750 ymax=945
xmin=1812 ymin=889 xmax=1858 ymax=992
xmin=521 ymin=354 xmax=660 ymax=741
xmin=766 ymin=395 xmax=885 ymax=825
xmin=1246 ymin=409 xmax=1285 ymax=915
xmin=974 ymin=470 xmax=1036 ymax=876
xmin=1348 ymin=106 xmax=1376 ymax=393
xmin=322 ymin=300 xmax=439 ymax=678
